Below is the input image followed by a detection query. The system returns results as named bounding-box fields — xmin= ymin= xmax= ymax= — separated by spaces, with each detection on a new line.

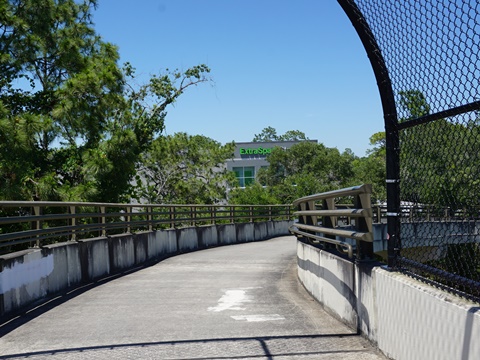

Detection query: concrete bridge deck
xmin=0 ymin=236 xmax=385 ymax=359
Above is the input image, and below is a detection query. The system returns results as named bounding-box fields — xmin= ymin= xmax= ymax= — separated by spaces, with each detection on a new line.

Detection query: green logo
xmin=239 ymin=147 xmax=272 ymax=156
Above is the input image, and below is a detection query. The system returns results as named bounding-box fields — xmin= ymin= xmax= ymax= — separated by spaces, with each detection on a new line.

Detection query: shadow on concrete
xmin=296 ymin=255 xmax=372 ymax=334
xmin=461 ymin=306 xmax=480 ymax=360
xmin=0 ymin=333 xmax=368 ymax=360
xmin=0 ymin=263 xmax=153 ymax=337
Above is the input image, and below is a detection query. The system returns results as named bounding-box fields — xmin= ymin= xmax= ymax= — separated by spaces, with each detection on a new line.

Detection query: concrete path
xmin=0 ymin=236 xmax=386 ymax=359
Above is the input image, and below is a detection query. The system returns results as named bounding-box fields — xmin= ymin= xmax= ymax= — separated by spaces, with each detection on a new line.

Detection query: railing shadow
xmin=0 ymin=262 xmax=154 ymax=337
xmin=0 ymin=333 xmax=368 ymax=360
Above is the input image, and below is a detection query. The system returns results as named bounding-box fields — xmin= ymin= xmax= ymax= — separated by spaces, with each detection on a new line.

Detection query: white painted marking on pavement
xmin=231 ymin=314 xmax=285 ymax=322
xmin=208 ymin=289 xmax=252 ymax=312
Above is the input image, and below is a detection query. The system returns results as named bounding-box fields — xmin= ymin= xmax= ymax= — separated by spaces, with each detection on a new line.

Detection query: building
xmin=226 ymin=140 xmax=317 ymax=187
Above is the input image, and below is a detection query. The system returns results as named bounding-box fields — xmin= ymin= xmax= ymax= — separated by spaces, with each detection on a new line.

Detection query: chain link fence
xmin=339 ymin=0 xmax=480 ymax=301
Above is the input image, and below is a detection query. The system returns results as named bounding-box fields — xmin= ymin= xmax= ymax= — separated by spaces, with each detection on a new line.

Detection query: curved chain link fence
xmin=339 ymin=0 xmax=480 ymax=301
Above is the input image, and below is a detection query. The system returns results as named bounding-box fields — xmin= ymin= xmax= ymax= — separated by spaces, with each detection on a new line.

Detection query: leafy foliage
xmin=133 ymin=133 xmax=235 ymax=204
xmin=0 ymin=0 xmax=211 ymax=202
xmin=399 ymin=91 xmax=480 ymax=210
xmin=252 ymin=126 xmax=309 ymax=142
xmin=230 ymin=129 xmax=387 ymax=205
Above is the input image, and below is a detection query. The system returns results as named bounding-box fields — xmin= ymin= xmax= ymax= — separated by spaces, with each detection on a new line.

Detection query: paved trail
xmin=0 ymin=236 xmax=386 ymax=359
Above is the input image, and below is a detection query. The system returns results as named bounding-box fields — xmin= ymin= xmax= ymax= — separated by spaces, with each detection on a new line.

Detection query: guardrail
xmin=289 ymin=184 xmax=373 ymax=260
xmin=0 ymin=201 xmax=292 ymax=254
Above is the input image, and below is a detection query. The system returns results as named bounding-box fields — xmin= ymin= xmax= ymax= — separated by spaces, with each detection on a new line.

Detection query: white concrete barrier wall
xmin=133 ymin=232 xmax=148 ymax=264
xmin=237 ymin=223 xmax=255 ymax=243
xmin=43 ymin=242 xmax=82 ymax=294
xmin=109 ymin=234 xmax=135 ymax=272
xmin=198 ymin=225 xmax=218 ymax=248
xmin=1 ymin=250 xmax=49 ymax=315
xmin=297 ymin=240 xmax=480 ymax=360
xmin=177 ymin=227 xmax=199 ymax=252
xmin=254 ymin=222 xmax=268 ymax=241
xmin=0 ymin=221 xmax=291 ymax=317
xmin=218 ymin=224 xmax=237 ymax=245
xmin=78 ymin=237 xmax=110 ymax=280
xmin=272 ymin=220 xmax=291 ymax=237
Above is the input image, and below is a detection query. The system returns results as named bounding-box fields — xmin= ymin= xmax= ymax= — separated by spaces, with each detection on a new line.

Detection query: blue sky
xmin=93 ymin=0 xmax=384 ymax=156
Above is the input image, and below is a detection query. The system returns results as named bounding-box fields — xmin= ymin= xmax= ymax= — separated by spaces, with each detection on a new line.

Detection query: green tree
xmin=1 ymin=0 xmax=121 ymax=200
xmin=233 ymin=130 xmax=389 ymax=205
xmin=133 ymin=133 xmax=235 ymax=204
xmin=261 ymin=142 xmax=353 ymax=188
xmin=398 ymin=90 xmax=430 ymax=120
xmin=228 ymin=182 xmax=280 ymax=205
xmin=279 ymin=129 xmax=309 ymax=141
xmin=252 ymin=126 xmax=279 ymax=142
xmin=253 ymin=141 xmax=357 ymax=202
xmin=0 ymin=0 xmax=211 ymax=202
xmin=399 ymin=90 xmax=480 ymax=210
xmin=351 ymin=132 xmax=386 ymax=202
xmin=86 ymin=64 xmax=211 ymax=202
xmin=252 ymin=126 xmax=308 ymax=142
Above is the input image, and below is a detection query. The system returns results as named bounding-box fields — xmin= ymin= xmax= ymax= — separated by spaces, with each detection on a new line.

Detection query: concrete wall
xmin=0 ymin=220 xmax=292 ymax=318
xmin=297 ymin=240 xmax=480 ymax=360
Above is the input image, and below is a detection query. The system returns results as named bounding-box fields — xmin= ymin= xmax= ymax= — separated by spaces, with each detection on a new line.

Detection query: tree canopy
xmin=0 ymin=2 xmax=389 ymax=206
xmin=252 ymin=126 xmax=309 ymax=142
xmin=133 ymin=133 xmax=235 ymax=204
xmin=230 ymin=130 xmax=387 ymax=205
xmin=399 ymin=90 xmax=480 ymax=210
xmin=0 ymin=0 xmax=211 ymax=202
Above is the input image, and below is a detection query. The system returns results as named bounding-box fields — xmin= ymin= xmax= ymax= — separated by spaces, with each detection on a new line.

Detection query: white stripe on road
xmin=208 ymin=289 xmax=252 ymax=312
xmin=231 ymin=314 xmax=285 ymax=322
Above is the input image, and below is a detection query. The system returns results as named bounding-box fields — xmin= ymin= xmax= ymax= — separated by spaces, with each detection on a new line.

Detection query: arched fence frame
xmin=338 ymin=0 xmax=480 ymax=300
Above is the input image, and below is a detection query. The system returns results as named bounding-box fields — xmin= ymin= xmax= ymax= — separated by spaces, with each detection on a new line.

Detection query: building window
xmin=233 ymin=166 xmax=255 ymax=187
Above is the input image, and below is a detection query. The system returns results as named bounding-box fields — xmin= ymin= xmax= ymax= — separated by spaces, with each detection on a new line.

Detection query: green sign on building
xmin=239 ymin=147 xmax=272 ymax=156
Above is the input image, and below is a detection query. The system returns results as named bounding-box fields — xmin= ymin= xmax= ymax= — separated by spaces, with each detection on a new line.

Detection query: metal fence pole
xmin=338 ymin=0 xmax=400 ymax=268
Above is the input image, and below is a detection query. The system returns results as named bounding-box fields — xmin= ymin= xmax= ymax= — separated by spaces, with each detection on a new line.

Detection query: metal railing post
xmin=170 ymin=206 xmax=175 ymax=228
xmin=126 ymin=206 xmax=132 ymax=233
xmin=355 ymin=185 xmax=373 ymax=261
xmin=70 ymin=206 xmax=76 ymax=241
xmin=322 ymin=198 xmax=335 ymax=250
xmin=100 ymin=206 xmax=106 ymax=237
xmin=147 ymin=207 xmax=153 ymax=231
xmin=33 ymin=205 xmax=41 ymax=248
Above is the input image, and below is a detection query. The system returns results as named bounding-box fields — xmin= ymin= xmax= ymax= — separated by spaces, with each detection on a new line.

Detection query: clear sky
xmin=92 ymin=0 xmax=384 ymax=156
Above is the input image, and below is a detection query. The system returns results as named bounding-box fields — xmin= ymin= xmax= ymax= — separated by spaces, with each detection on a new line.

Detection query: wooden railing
xmin=289 ymin=184 xmax=373 ymax=260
